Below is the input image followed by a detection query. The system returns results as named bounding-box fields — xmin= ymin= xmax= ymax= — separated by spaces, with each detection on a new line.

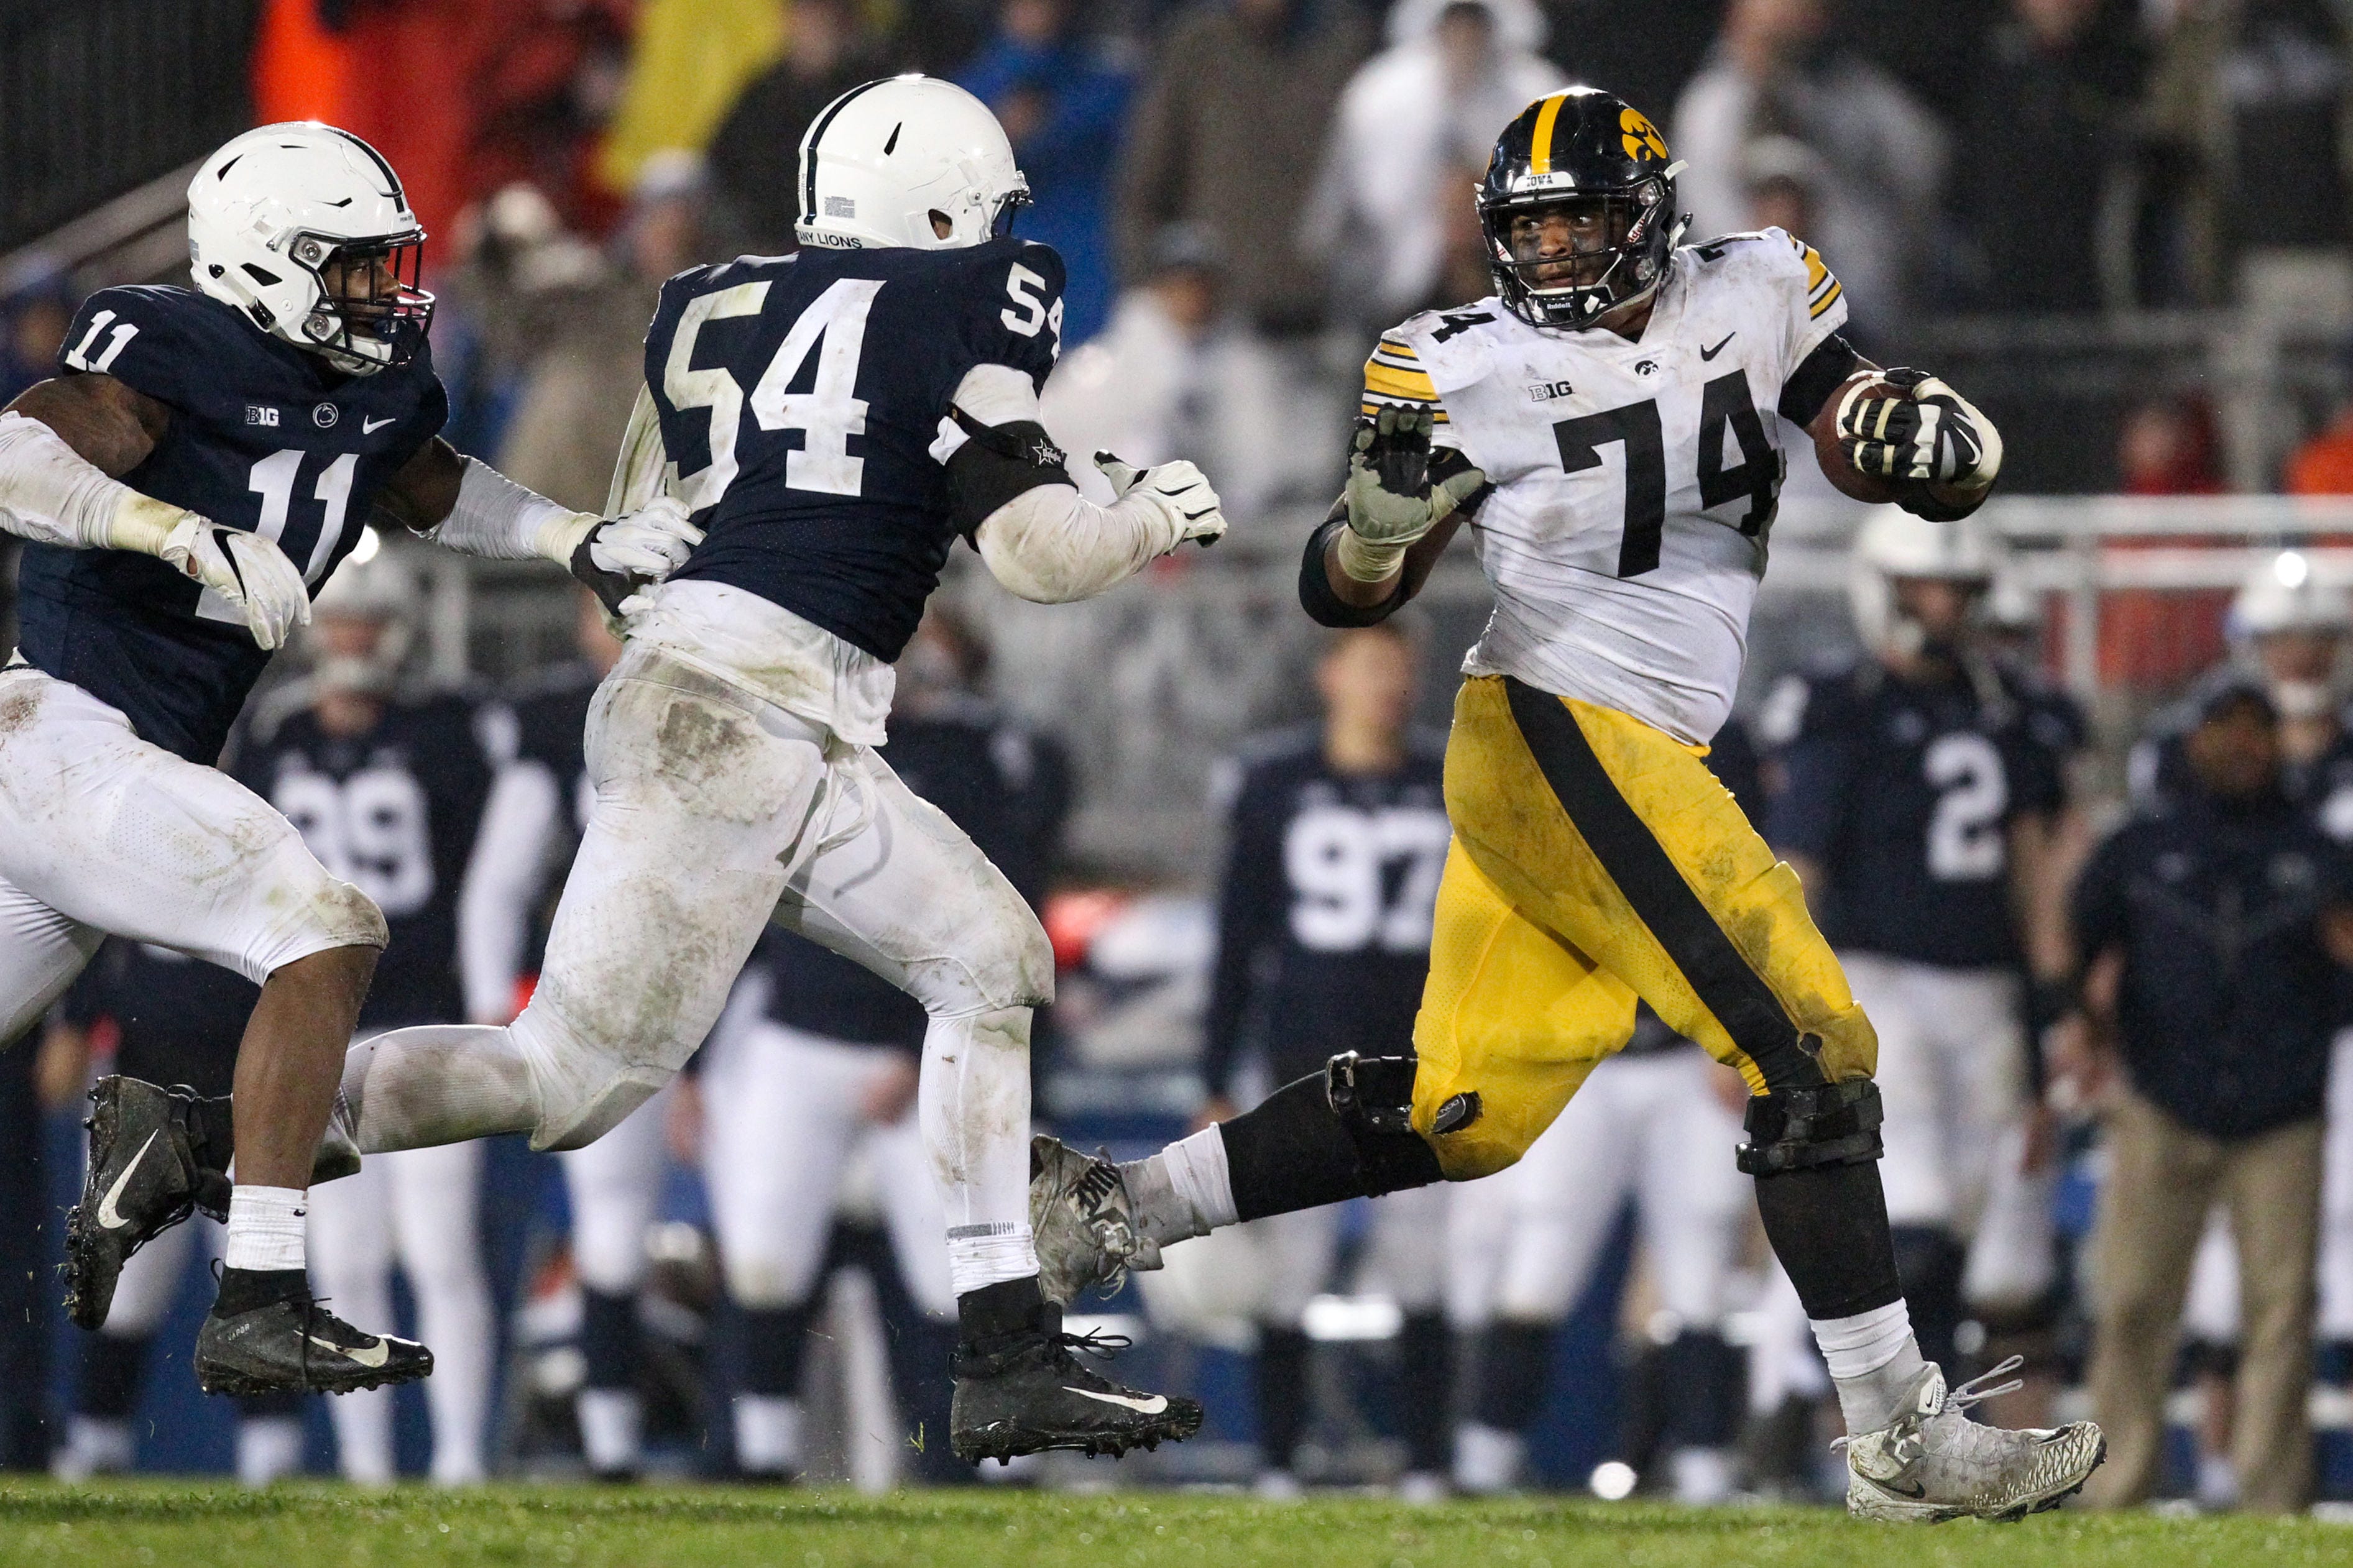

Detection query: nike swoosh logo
xmin=362 ymin=416 xmax=396 ymax=433
xmin=96 ymin=1130 xmax=163 ymax=1229
xmin=311 ymin=1334 xmax=389 ymax=1368
xmin=1181 ymin=507 xmax=1218 ymax=521
xmin=1700 ymin=333 xmax=1736 ymax=361
xmin=1879 ymin=1477 xmax=1927 ymax=1498
xmin=1064 ymin=1387 xmax=1167 ymax=1415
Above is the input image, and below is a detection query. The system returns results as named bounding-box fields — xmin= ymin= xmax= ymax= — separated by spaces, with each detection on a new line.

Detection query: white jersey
xmin=1363 ymin=227 xmax=1848 ymax=744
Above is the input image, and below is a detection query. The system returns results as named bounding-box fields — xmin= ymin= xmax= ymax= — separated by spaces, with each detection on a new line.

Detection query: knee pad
xmin=1734 ymin=1079 xmax=1883 ymax=1176
xmin=1327 ymin=1052 xmax=1447 ymax=1196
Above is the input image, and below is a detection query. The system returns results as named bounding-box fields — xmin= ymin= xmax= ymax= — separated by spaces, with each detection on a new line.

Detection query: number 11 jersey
xmin=1363 ymin=227 xmax=1846 ymax=746
xmin=643 ymin=237 xmax=1064 ymax=666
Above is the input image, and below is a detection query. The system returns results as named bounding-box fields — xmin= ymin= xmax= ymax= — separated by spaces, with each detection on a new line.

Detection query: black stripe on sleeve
xmin=1500 ymin=677 xmax=1827 ymax=1090
xmin=1776 ymin=332 xmax=1863 ymax=426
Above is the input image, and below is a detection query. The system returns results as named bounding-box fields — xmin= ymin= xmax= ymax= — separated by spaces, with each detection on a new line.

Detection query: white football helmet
xmin=2229 ymin=551 xmax=2352 ymax=720
xmin=306 ymin=541 xmax=419 ymax=695
xmin=1848 ymin=510 xmax=1998 ymax=657
xmin=188 ymin=122 xmax=434 ymax=375
xmin=795 ymin=76 xmax=1030 ymax=252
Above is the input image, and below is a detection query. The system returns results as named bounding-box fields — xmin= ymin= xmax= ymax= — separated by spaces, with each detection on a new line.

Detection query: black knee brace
xmin=1734 ymin=1079 xmax=1882 ymax=1175
xmin=1325 ymin=1052 xmax=1450 ymax=1196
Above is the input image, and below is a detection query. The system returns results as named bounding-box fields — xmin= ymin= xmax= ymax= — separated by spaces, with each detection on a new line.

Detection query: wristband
xmin=1333 ymin=524 xmax=1407 ymax=584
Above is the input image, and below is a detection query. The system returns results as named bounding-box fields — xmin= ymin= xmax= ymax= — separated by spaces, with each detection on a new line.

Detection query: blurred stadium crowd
xmin=4 ymin=0 xmax=2353 ymax=1513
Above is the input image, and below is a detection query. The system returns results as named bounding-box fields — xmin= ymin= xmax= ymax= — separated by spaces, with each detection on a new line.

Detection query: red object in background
xmin=252 ymin=0 xmax=631 ymax=249
xmin=1043 ymin=888 xmax=1131 ymax=971
xmin=2288 ymin=407 xmax=2353 ymax=496
xmin=2094 ymin=396 xmax=2232 ymax=689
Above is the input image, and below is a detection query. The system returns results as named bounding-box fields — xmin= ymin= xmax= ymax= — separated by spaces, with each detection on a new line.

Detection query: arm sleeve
xmin=456 ymin=761 xmax=563 ymax=1022
xmin=1201 ymin=773 xmax=1279 ymax=1101
xmin=427 ymin=457 xmax=597 ymax=563
xmin=1299 ymin=510 xmax=1409 ymax=626
xmin=2070 ymin=832 xmax=2130 ymax=964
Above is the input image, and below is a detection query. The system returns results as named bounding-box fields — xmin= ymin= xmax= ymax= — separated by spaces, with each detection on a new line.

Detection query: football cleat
xmin=1029 ymin=1134 xmax=1159 ymax=1307
xmin=1838 ymin=1357 xmax=2104 ymax=1523
xmin=195 ymin=1289 xmax=432 ymax=1396
xmin=65 ymin=1077 xmax=227 ymax=1331
xmin=950 ymin=1318 xmax=1202 ymax=1465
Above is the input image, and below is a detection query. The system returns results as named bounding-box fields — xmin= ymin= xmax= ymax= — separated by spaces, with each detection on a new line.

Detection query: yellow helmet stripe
xmin=1529 ymin=92 xmax=1570 ymax=177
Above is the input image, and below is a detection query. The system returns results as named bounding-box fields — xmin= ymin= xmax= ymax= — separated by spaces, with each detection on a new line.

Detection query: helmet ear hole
xmin=928 ymin=209 xmax=954 ymax=239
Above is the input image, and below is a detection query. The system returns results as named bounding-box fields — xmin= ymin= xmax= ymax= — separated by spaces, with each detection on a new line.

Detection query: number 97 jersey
xmin=643 ymin=237 xmax=1064 ymax=666
xmin=1364 ymin=227 xmax=1848 ymax=746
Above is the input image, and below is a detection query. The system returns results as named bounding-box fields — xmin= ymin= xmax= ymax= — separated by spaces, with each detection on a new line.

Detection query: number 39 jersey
xmin=16 ymin=286 xmax=448 ymax=764
xmin=1759 ymin=658 xmax=2069 ymax=969
xmin=1201 ymin=728 xmax=1452 ymax=1099
xmin=230 ymin=693 xmax=499 ymax=1028
xmin=645 ymin=237 xmax=1064 ymax=665
xmin=1364 ymin=228 xmax=1845 ymax=745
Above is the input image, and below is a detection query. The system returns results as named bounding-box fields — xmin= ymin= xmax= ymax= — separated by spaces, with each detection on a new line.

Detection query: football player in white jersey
xmin=1034 ymin=86 xmax=2106 ymax=1520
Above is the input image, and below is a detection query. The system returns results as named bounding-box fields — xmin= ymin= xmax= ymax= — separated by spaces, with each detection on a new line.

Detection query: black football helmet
xmin=1477 ymin=87 xmax=1685 ymax=331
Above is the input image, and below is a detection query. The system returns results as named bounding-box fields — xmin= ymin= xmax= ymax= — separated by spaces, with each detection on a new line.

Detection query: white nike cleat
xmin=1029 ymin=1135 xmax=1159 ymax=1307
xmin=1838 ymin=1357 xmax=2104 ymax=1522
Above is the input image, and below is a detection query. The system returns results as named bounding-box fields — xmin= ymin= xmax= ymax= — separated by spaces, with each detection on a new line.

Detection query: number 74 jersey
xmin=1364 ymin=227 xmax=1846 ymax=746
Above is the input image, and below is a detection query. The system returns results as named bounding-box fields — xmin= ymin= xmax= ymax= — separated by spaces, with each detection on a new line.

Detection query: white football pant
xmin=0 ymin=666 xmax=384 ymax=1046
xmin=306 ymin=1139 xmax=494 ymax=1484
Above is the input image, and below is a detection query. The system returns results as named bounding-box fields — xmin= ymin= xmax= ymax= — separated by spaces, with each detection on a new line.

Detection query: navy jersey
xmin=748 ymin=704 xmax=1073 ymax=1048
xmin=232 ymin=693 xmax=497 ymax=1029
xmin=1763 ymin=659 xmax=2067 ymax=968
xmin=1203 ymin=729 xmax=1451 ymax=1098
xmin=16 ymin=287 xmax=447 ymax=764
xmin=646 ymin=239 xmax=1064 ymax=661
xmin=62 ymin=938 xmax=258 ymax=1096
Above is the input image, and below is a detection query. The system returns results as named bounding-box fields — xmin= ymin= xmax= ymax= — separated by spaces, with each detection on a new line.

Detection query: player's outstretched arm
xmin=947 ymin=365 xmax=1226 ymax=604
xmin=0 ymin=375 xmax=310 ymax=649
xmin=375 ymin=435 xmax=703 ymax=615
xmin=1305 ymin=406 xmax=1487 ymax=625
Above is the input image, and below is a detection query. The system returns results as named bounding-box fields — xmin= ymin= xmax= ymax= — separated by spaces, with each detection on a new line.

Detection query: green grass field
xmin=2 ymin=1483 xmax=2348 ymax=1568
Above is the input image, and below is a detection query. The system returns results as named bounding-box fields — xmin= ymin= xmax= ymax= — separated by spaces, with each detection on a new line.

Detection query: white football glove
xmin=584 ymin=495 xmax=704 ymax=579
xmin=1836 ymin=368 xmax=2003 ymax=494
xmin=1094 ymin=452 xmax=1227 ymax=551
xmin=157 ymin=513 xmax=311 ymax=650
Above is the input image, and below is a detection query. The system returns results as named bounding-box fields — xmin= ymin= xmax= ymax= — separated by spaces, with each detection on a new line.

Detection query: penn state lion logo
xmin=1620 ymin=108 xmax=1668 ymax=163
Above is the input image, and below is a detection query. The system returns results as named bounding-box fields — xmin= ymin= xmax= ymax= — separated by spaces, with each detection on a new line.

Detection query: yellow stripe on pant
xmin=1409 ymin=676 xmax=1877 ymax=1179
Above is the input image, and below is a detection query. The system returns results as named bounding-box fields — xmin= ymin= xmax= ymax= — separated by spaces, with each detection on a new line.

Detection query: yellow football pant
xmin=1409 ymin=676 xmax=1878 ymax=1180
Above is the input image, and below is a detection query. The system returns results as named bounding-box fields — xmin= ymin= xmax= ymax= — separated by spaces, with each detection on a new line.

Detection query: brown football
xmin=1812 ymin=374 xmax=1907 ymax=505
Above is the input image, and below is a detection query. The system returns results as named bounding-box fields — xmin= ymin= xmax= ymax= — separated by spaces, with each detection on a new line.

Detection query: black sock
xmin=80 ymin=1334 xmax=149 ymax=1419
xmin=1220 ymin=1073 xmax=1443 ymax=1223
xmin=956 ymin=1275 xmax=1046 ymax=1351
xmin=1470 ymin=1319 xmax=1555 ymax=1432
xmin=1889 ymin=1226 xmax=1966 ymax=1372
xmin=1659 ymin=1329 xmax=1744 ymax=1450
xmin=581 ymin=1286 xmax=640 ymax=1392
xmin=1256 ymin=1325 xmax=1312 ymax=1471
xmin=1394 ymin=1309 xmax=1454 ymax=1474
xmin=185 ymin=1094 xmax=236 ymax=1175
xmin=212 ymin=1267 xmax=307 ymax=1319
xmin=740 ymin=1303 xmax=816 ymax=1397
xmin=1752 ymin=1161 xmax=1905 ymax=1321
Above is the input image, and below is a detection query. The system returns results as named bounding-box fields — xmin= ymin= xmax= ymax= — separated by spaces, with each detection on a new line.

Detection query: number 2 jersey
xmin=1361 ymin=228 xmax=1850 ymax=746
xmin=641 ymin=237 xmax=1062 ymax=710
xmin=230 ymin=692 xmax=498 ymax=1027
xmin=16 ymin=286 xmax=446 ymax=764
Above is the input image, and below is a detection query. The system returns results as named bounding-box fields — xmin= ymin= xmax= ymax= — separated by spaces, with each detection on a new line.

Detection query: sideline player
xmin=3 ymin=121 xmax=698 ymax=1394
xmin=1759 ymin=514 xmax=2073 ymax=1378
xmin=237 ymin=551 xmax=501 ymax=1483
xmin=1032 ymin=87 xmax=2104 ymax=1519
xmin=1192 ymin=621 xmax=1452 ymax=1500
xmin=101 ymin=79 xmax=1225 ymax=1461
xmin=1447 ymin=719 xmax=1760 ymax=1504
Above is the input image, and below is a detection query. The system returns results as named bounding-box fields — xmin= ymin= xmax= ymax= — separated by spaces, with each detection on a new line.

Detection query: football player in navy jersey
xmin=1757 ymin=513 xmax=2073 ymax=1377
xmin=1 ymin=121 xmax=699 ymax=1396
xmin=233 ymin=552 xmax=502 ymax=1483
xmin=1177 ymin=623 xmax=1453 ymax=1500
xmin=676 ymin=605 xmax=1071 ymax=1480
xmin=129 ymin=78 xmax=1228 ymax=1463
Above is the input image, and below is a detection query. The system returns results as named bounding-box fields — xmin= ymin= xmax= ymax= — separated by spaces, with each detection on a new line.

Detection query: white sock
xmin=224 ymin=1186 xmax=308 ymax=1273
xmin=1669 ymin=1446 xmax=1734 ymax=1504
xmin=734 ymin=1394 xmax=803 ymax=1475
xmin=54 ymin=1416 xmax=132 ymax=1480
xmin=1123 ymin=1126 xmax=1237 ymax=1250
xmin=578 ymin=1388 xmax=642 ymax=1473
xmin=921 ymin=1006 xmax=1041 ymax=1295
xmin=1810 ymin=1300 xmax=1928 ymax=1434
xmin=1453 ymin=1421 xmax=1522 ymax=1493
xmin=237 ymin=1416 xmax=306 ymax=1487
xmin=339 ymin=1025 xmax=539 ymax=1153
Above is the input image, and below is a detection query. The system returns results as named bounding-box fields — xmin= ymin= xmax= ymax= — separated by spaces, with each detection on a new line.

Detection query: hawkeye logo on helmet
xmin=1620 ymin=108 xmax=1668 ymax=162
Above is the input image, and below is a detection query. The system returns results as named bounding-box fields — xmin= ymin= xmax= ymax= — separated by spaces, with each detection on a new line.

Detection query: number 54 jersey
xmin=1365 ymin=227 xmax=1847 ymax=746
